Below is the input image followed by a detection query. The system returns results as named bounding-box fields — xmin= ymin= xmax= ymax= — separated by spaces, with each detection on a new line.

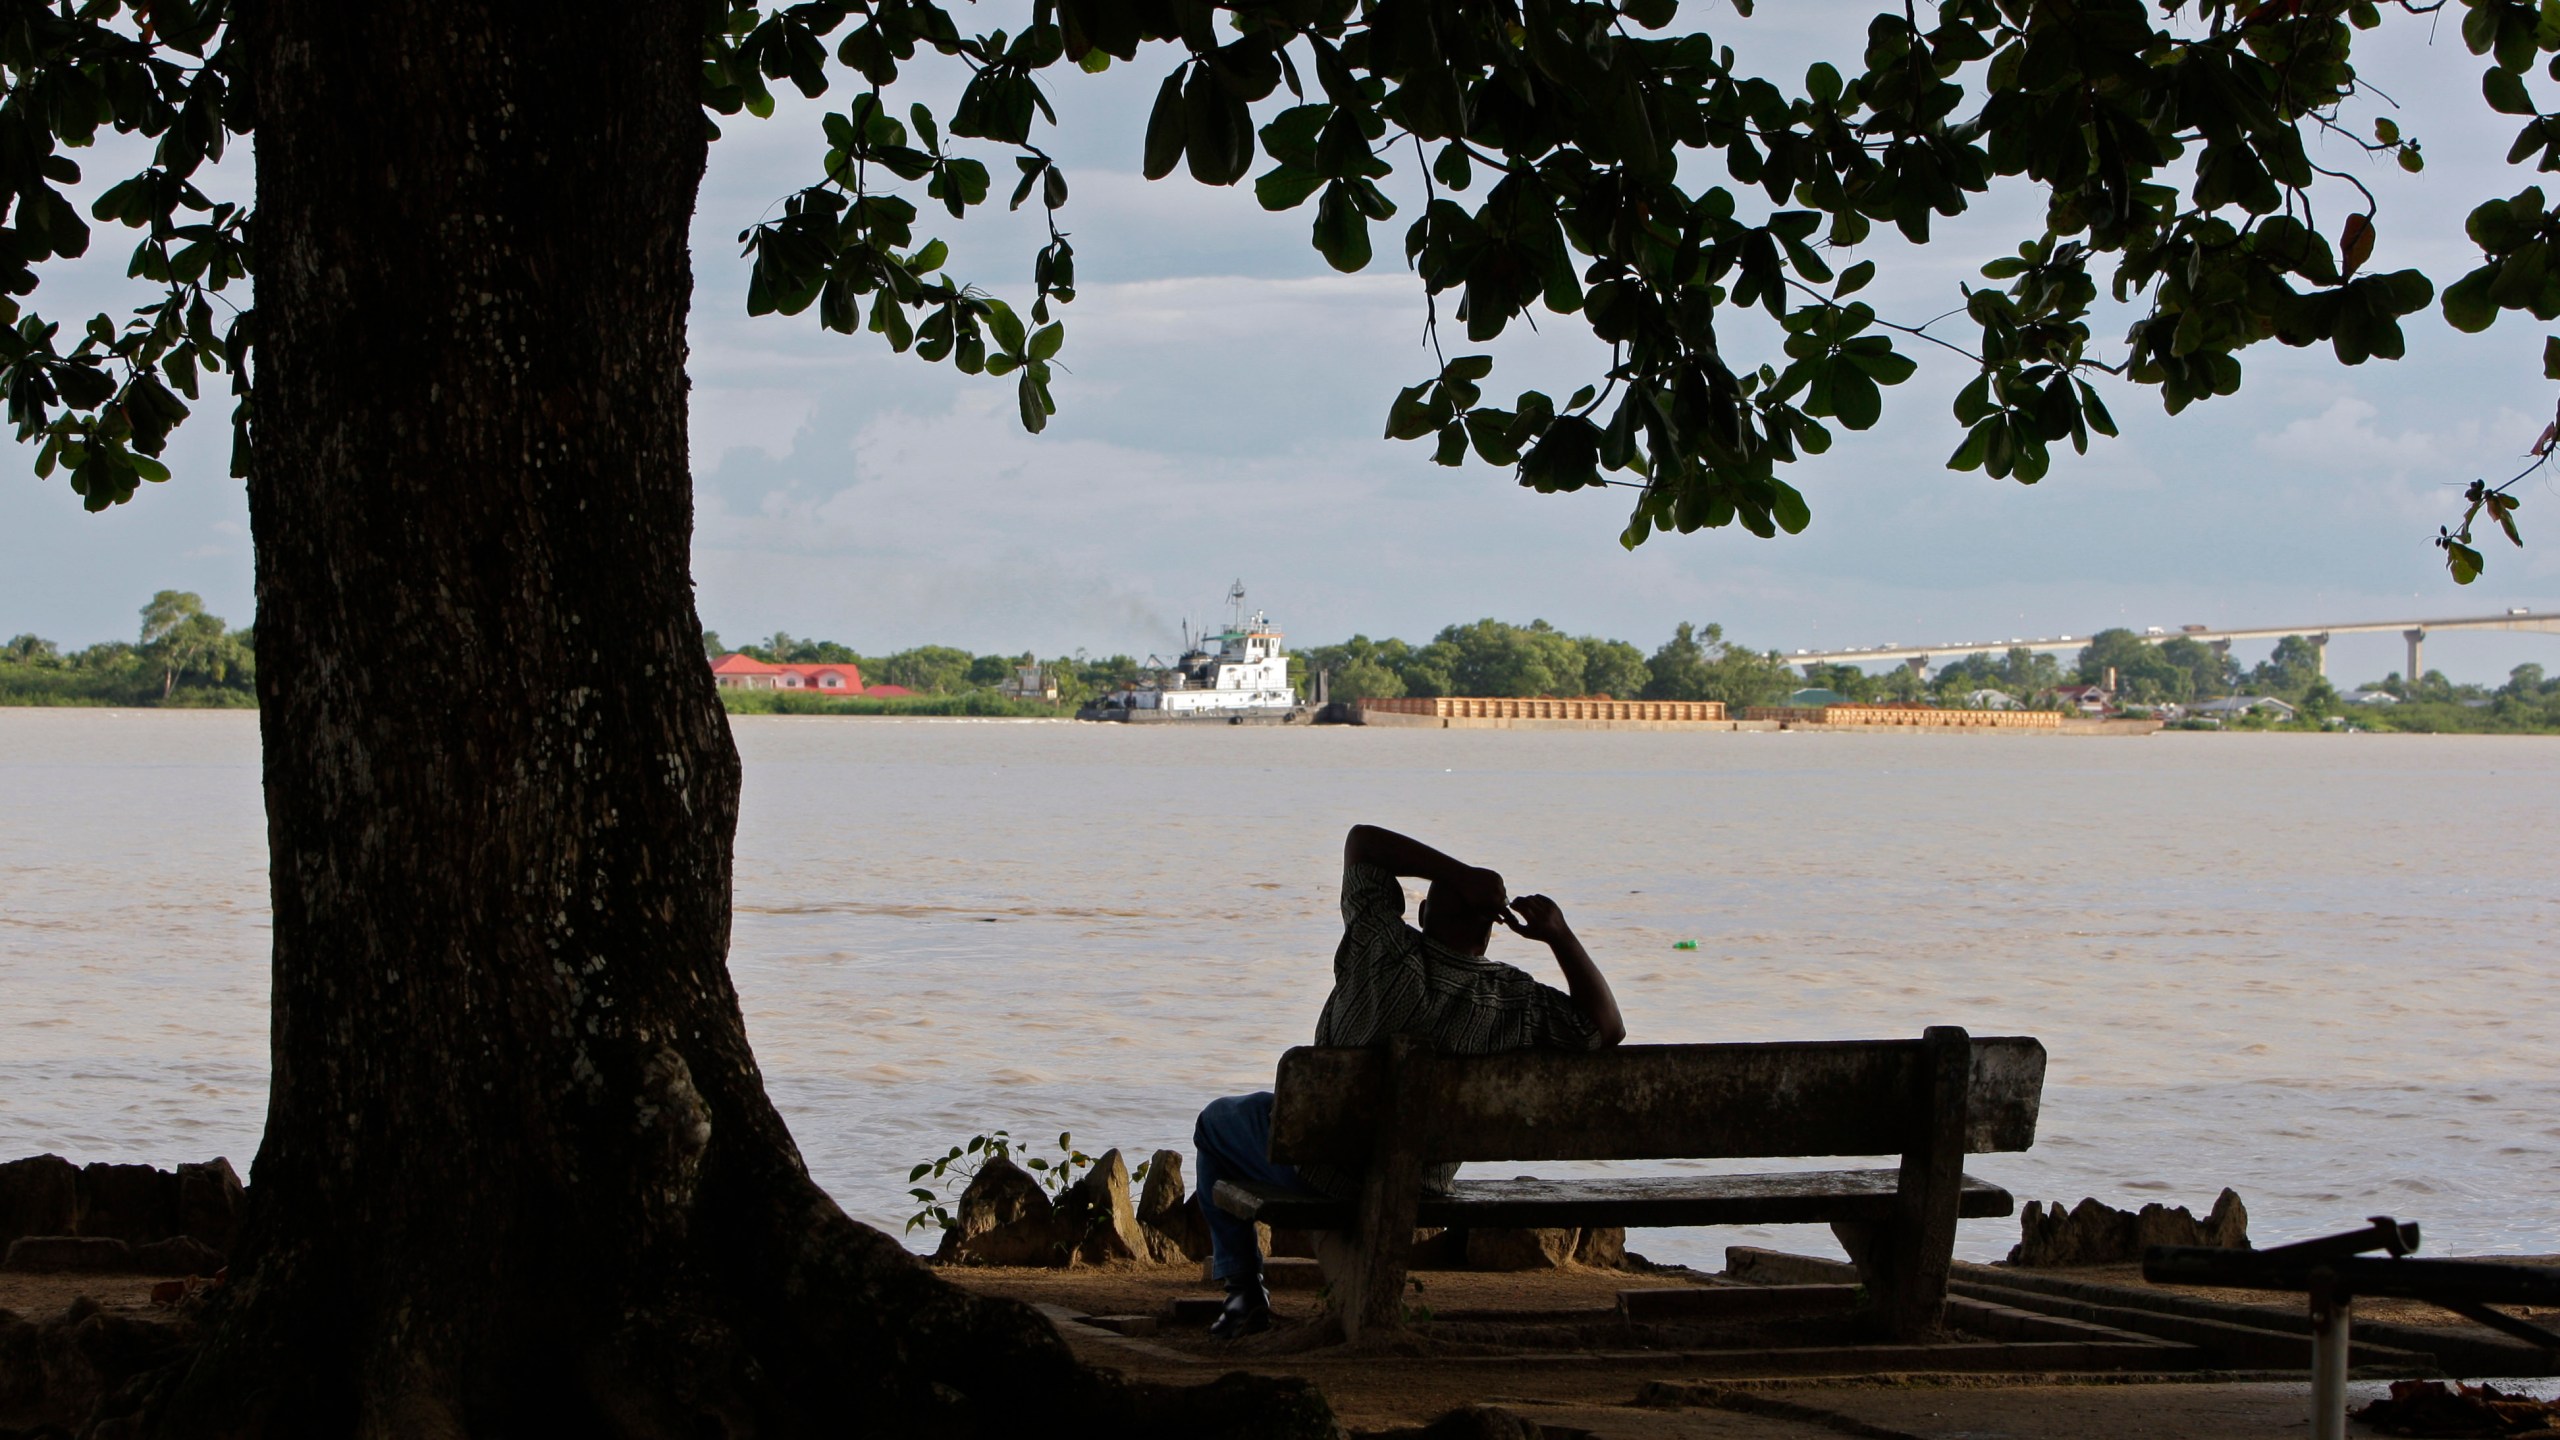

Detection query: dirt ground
xmin=8 ymin=1260 xmax=2550 ymax=1436
xmin=942 ymin=1257 xmax=2560 ymax=1437
xmin=0 ymin=1269 xmax=182 ymax=1324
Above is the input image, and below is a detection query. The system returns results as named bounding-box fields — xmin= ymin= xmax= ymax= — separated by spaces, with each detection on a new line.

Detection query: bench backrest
xmin=1266 ymin=1035 xmax=2046 ymax=1167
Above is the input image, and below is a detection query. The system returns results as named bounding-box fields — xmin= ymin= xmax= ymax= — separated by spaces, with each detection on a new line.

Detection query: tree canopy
xmin=0 ymin=588 xmax=254 ymax=705
xmin=4 ymin=0 xmax=2554 ymax=580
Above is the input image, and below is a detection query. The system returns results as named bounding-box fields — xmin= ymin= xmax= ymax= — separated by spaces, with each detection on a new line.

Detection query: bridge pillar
xmin=2308 ymin=633 xmax=2330 ymax=680
xmin=1905 ymin=656 xmax=1929 ymax=677
xmin=2405 ymin=628 xmax=2426 ymax=686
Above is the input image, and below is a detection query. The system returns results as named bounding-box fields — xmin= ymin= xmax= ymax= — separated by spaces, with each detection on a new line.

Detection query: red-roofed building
xmin=709 ymin=654 xmax=865 ymax=693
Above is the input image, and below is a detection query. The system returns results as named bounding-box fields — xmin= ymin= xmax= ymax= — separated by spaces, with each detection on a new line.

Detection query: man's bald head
xmin=1419 ymin=879 xmax=1500 ymax=956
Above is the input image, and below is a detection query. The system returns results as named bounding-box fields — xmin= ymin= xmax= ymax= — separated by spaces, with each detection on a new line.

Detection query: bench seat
xmin=1245 ymin=1030 xmax=2045 ymax=1340
xmin=1216 ymin=1168 xmax=2017 ymax=1232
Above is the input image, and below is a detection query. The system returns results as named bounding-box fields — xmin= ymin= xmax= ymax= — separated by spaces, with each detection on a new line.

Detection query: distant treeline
xmin=2058 ymin=630 xmax=2560 ymax=732
xmin=713 ymin=620 xmax=2560 ymax=734
xmin=1310 ymin=621 xmax=2560 ymax=732
xmin=11 ymin=607 xmax=2552 ymax=735
xmin=707 ymin=631 xmax=1146 ymax=711
xmin=1 ymin=592 xmax=255 ymax=707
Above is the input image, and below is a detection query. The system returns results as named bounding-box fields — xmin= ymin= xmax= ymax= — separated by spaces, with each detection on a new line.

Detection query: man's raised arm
xmin=1344 ymin=824 xmax=1506 ymax=911
xmin=1504 ymin=896 xmax=1627 ymax=1048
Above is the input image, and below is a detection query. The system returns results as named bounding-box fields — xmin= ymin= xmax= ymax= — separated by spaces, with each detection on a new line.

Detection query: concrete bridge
xmin=1785 ymin=611 xmax=2560 ymax=682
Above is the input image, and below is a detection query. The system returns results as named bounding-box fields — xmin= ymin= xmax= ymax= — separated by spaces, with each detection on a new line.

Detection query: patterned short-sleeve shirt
xmin=1303 ymin=859 xmax=1603 ymax=1193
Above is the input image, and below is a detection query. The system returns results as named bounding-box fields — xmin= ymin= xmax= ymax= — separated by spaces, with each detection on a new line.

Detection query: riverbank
xmin=17 ymin=1247 xmax=2549 ymax=1437
xmin=941 ymin=1250 xmax=2560 ymax=1436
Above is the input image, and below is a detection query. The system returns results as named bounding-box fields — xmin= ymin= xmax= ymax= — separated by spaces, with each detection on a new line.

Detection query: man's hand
xmin=1501 ymin=893 xmax=1625 ymax=1047
xmin=1499 ymin=894 xmax=1570 ymax=944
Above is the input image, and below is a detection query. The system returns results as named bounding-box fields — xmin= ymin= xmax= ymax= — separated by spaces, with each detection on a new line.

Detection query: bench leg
xmin=1337 ymin=1034 xmax=1430 ymax=1344
xmin=1867 ymin=1025 xmax=1971 ymax=1340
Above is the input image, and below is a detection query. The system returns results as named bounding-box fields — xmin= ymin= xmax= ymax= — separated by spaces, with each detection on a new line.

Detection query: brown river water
xmin=3 ymin=709 xmax=2554 ymax=1267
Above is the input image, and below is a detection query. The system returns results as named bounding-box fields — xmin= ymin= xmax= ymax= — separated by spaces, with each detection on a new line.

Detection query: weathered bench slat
xmin=1267 ymin=1037 xmax=2046 ymax=1167
xmin=1216 ymin=1169 xmax=2016 ymax=1232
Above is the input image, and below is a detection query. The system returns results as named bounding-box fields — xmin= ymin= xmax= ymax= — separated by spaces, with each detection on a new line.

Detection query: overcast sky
xmin=6 ymin=5 xmax=2559 ymax=687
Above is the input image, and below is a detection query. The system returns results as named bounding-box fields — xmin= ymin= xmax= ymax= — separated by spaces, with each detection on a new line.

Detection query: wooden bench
xmin=1213 ymin=1025 xmax=2046 ymax=1340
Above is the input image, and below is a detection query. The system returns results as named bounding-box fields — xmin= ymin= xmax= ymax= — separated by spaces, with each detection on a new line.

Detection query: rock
xmin=174 ymin=1158 xmax=245 ymax=1252
xmin=2010 ymin=1190 xmax=2250 ymax=1267
xmin=1053 ymin=1148 xmax=1150 ymax=1267
xmin=130 ymin=1235 xmax=225 ymax=1276
xmin=2135 ymin=1187 xmax=2251 ymax=1251
xmin=3 ymin=1235 xmax=134 ymax=1273
xmin=1134 ymin=1149 xmax=1209 ymax=1265
xmin=0 ymin=1154 xmax=79 ymax=1250
xmin=2010 ymin=1197 xmax=2136 ymax=1267
xmin=932 ymin=1156 xmax=1062 ymax=1267
xmin=2204 ymin=1187 xmax=2250 ymax=1247
xmin=74 ymin=1163 xmax=179 ymax=1246
xmin=1571 ymin=1226 xmax=1627 ymax=1270
xmin=1463 ymin=1227 xmax=1580 ymax=1271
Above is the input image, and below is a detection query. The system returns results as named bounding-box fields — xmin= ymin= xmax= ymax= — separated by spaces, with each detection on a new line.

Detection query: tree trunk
xmin=115 ymin=6 xmax=1331 ymax=1434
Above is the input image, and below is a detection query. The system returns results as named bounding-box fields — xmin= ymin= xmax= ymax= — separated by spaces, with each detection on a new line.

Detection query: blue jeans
xmin=1193 ymin=1092 xmax=1302 ymax=1282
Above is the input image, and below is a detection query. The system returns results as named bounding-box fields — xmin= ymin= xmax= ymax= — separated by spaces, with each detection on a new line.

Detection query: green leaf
xmin=1845 ymin=346 xmax=1917 ymax=386
xmin=1384 ymin=382 xmax=1438 ymax=440
xmin=1143 ymin=69 xmax=1186 ymax=180
xmin=2442 ymin=267 xmax=2500 ymax=333
xmin=1432 ymin=143 xmax=1471 ymax=191
xmin=1254 ymin=164 xmax=1324 ymax=211
xmin=1312 ymin=180 xmax=1372 ymax=271
xmin=1834 ymin=260 xmax=1874 ymax=297
xmin=1018 ymin=371 xmax=1052 ymax=433
xmin=1831 ymin=368 xmax=1882 ymax=429
xmin=1029 ymin=322 xmax=1064 ymax=361
xmin=1949 ymin=417 xmax=1998 ymax=472
xmin=1183 ymin=64 xmax=1255 ymax=185
xmin=2076 ymin=381 xmax=2118 ymax=438
xmin=2486 ymin=67 xmax=2536 ymax=116
xmin=1769 ymin=479 xmax=1812 ymax=535
xmin=986 ymin=302 xmax=1027 ymax=355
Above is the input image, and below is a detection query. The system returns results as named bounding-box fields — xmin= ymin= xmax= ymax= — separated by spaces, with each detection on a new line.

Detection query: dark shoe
xmin=1208 ymin=1274 xmax=1271 ymax=1339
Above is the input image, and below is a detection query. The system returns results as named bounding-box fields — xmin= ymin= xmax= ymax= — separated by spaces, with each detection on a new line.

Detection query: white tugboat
xmin=1078 ymin=582 xmax=1308 ymax=724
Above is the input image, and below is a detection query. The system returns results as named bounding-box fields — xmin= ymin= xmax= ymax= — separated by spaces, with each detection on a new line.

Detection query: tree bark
xmin=116 ymin=6 xmax=1331 ymax=1434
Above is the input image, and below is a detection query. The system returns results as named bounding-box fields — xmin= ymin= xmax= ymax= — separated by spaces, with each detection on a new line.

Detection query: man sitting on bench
xmin=1191 ymin=823 xmax=1627 ymax=1337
